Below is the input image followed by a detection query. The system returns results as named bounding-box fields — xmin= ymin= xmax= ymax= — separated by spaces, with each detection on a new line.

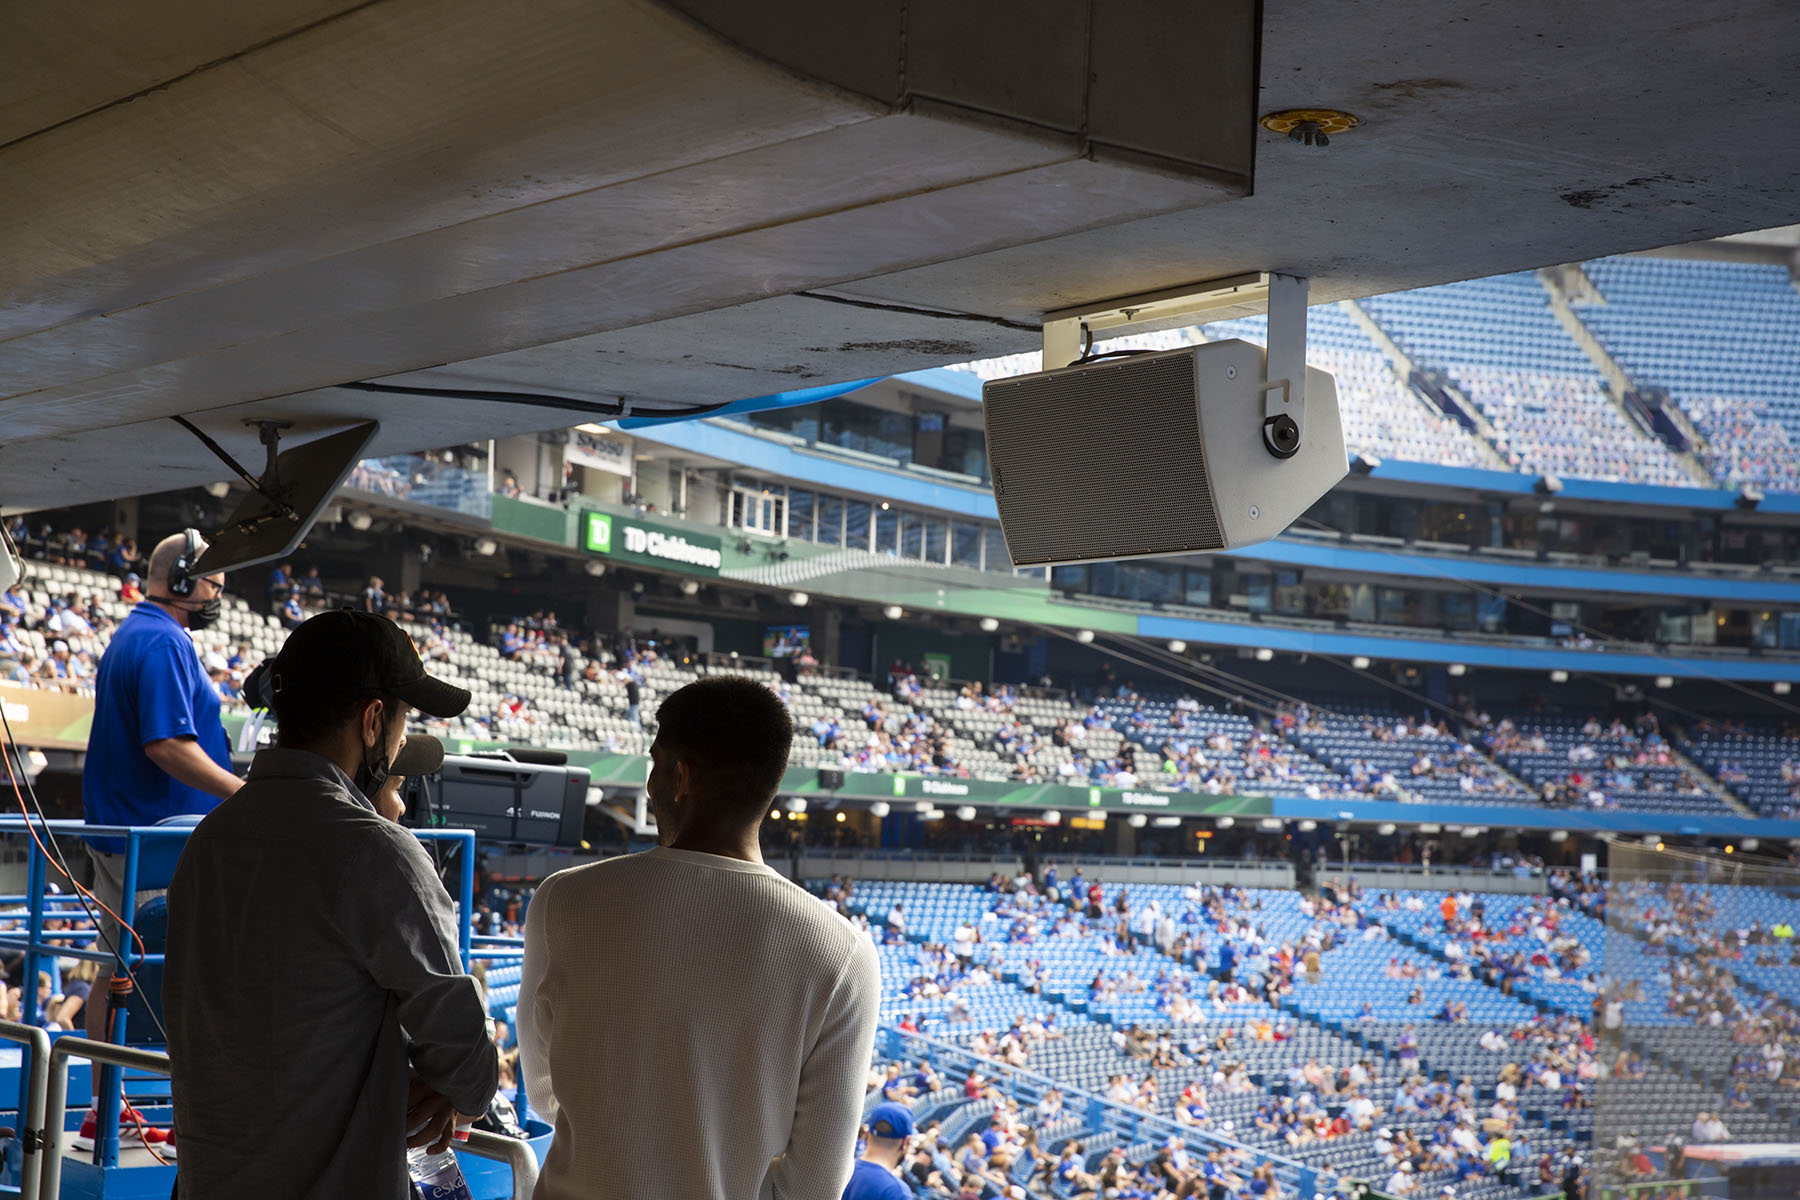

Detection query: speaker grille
xmin=984 ymin=350 xmax=1222 ymax=565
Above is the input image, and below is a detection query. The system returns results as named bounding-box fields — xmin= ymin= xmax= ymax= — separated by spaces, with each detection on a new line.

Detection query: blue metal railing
xmin=0 ymin=816 xmax=484 ymax=1179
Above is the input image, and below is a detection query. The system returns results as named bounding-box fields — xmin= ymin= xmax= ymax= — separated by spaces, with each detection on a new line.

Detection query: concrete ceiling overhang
xmin=3 ymin=0 xmax=1799 ymax=510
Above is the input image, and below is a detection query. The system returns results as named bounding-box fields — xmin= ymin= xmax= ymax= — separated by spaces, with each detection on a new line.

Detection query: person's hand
xmin=406 ymin=1073 xmax=482 ymax=1154
xmin=375 ymin=775 xmax=407 ymax=823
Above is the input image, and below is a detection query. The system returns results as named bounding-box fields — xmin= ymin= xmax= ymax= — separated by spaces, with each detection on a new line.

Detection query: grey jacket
xmin=164 ymin=748 xmax=497 ymax=1199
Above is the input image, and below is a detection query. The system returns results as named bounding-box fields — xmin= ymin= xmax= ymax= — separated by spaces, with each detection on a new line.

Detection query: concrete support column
xmin=586 ymin=588 xmax=635 ymax=642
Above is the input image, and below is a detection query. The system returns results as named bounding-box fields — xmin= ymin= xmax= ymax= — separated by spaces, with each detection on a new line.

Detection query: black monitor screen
xmin=407 ymin=756 xmax=590 ymax=847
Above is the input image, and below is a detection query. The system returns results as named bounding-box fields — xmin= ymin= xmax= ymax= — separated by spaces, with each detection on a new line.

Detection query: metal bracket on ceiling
xmin=1040 ymin=270 xmax=1309 ymax=459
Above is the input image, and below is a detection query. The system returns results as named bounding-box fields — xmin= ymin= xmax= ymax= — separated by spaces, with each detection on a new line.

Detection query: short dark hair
xmin=654 ymin=676 xmax=793 ymax=824
xmin=274 ymin=686 xmax=396 ymax=750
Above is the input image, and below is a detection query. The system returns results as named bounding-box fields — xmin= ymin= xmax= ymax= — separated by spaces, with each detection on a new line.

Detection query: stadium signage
xmin=859 ymin=769 xmax=1268 ymax=817
xmin=581 ymin=511 xmax=722 ymax=575
xmin=1120 ymin=790 xmax=1173 ymax=807
xmin=566 ymin=430 xmax=633 ymax=477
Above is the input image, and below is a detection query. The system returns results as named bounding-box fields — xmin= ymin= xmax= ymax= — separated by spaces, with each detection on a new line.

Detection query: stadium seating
xmin=1358 ymin=273 xmax=1697 ymax=487
xmin=3 ymin=542 xmax=1785 ymax=830
xmin=1575 ymin=257 xmax=1800 ymax=493
xmin=1288 ymin=707 xmax=1526 ymax=806
xmin=1678 ymin=720 xmax=1800 ymax=818
xmin=835 ymin=872 xmax=1800 ymax=1199
xmin=1480 ymin=714 xmax=1732 ymax=816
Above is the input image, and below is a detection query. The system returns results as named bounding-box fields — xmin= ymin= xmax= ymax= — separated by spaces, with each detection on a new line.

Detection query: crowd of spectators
xmin=1283 ymin=706 xmax=1520 ymax=803
xmin=820 ymin=868 xmax=1619 ymax=1200
xmin=1479 ymin=712 xmax=1711 ymax=811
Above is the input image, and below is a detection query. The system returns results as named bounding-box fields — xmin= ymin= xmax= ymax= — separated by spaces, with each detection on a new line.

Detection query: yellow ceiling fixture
xmin=1261 ymin=109 xmax=1361 ymax=147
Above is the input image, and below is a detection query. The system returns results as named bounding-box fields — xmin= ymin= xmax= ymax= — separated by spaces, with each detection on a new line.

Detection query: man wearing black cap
xmin=164 ymin=610 xmax=497 ymax=1199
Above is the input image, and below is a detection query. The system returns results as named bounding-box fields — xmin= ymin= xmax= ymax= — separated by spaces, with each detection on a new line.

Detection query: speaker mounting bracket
xmin=1041 ymin=271 xmax=1310 ymax=459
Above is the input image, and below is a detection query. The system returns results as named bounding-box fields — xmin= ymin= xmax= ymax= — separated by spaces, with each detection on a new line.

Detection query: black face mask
xmin=185 ymin=594 xmax=222 ymax=631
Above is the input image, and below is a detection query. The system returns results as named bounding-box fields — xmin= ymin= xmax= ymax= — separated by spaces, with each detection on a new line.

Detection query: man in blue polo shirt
xmin=82 ymin=530 xmax=240 ymax=1038
xmin=842 ymin=1102 xmax=913 ymax=1200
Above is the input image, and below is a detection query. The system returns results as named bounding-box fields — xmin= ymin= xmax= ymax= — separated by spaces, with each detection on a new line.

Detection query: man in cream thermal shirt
xmin=518 ymin=676 xmax=881 ymax=1199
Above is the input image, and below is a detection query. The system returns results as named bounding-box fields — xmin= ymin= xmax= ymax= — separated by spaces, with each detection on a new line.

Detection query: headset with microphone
xmin=166 ymin=528 xmax=203 ymax=598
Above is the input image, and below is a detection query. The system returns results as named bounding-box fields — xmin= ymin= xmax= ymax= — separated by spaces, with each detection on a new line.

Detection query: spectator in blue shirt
xmin=842 ymin=1102 xmax=913 ymax=1200
xmin=107 ymin=537 xmax=138 ymax=576
xmin=82 ymin=530 xmax=241 ymax=1039
xmin=281 ymin=593 xmax=305 ymax=630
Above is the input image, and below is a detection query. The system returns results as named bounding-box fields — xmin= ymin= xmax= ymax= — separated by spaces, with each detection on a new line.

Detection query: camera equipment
xmin=401 ymin=749 xmax=589 ymax=848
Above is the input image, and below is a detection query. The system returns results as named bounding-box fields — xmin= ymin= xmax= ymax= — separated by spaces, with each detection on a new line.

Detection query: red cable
xmin=0 ymin=743 xmax=148 ymax=961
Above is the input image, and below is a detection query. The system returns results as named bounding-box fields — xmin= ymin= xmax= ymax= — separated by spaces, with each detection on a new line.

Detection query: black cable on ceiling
xmin=796 ymin=290 xmax=1042 ymax=334
xmin=336 ymin=380 xmax=741 ymax=422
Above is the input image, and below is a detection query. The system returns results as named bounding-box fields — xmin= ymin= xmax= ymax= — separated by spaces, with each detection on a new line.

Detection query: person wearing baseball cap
xmin=163 ymin=609 xmax=495 ymax=1200
xmin=842 ymin=1102 xmax=916 ymax=1200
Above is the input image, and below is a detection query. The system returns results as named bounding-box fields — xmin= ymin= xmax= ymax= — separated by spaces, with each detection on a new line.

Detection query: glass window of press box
xmin=744 ymin=397 xmax=990 ymax=482
xmin=1052 ymin=559 xmax=1799 ymax=650
xmin=729 ymin=476 xmax=1041 ymax=577
xmin=1304 ymin=490 xmax=1800 ymax=568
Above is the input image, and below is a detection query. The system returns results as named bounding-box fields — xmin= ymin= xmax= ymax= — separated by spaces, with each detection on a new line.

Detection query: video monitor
xmin=764 ymin=624 xmax=811 ymax=659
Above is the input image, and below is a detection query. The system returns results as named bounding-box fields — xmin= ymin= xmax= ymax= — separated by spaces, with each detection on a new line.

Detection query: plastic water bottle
xmin=408 ymin=1130 xmax=473 ymax=1200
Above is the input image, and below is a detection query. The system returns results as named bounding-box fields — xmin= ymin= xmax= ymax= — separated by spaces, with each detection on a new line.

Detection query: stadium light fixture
xmin=472 ymin=536 xmax=499 ymax=556
xmin=788 ymin=590 xmax=810 ymax=606
xmin=1743 ymin=838 xmax=1760 ymax=851
xmin=1128 ymin=813 xmax=1148 ymax=829
xmin=1461 ymin=825 xmax=1484 ymax=837
xmin=979 ymin=618 xmax=1000 ymax=633
xmin=1351 ymin=656 xmax=1371 ymax=670
xmin=1258 ymin=817 xmax=1282 ymax=831
xmin=1549 ymin=829 xmax=1569 ymax=843
xmin=914 ymin=801 xmax=933 ymax=815
xmin=346 ymin=509 xmax=375 ymax=531
xmin=955 ymin=805 xmax=977 ymax=821
xmin=1654 ymin=675 xmax=1674 ymax=689
xmin=785 ymin=797 xmax=807 ymax=814
xmin=1655 ymin=841 xmax=1665 ymax=852
xmin=1377 ymin=822 xmax=1396 ymax=836
xmin=204 ymin=480 xmax=232 ymax=499
xmin=883 ymin=604 xmax=904 ymax=620
xmin=1042 ymin=810 xmax=1062 ymax=825
xmin=1724 ymin=843 xmax=1734 ymax=854
xmin=1418 ymin=823 xmax=1442 ymax=834
xmin=1076 ymin=629 xmax=1096 ymax=644
xmin=1448 ymin=663 xmax=1467 ymax=677
xmin=1254 ymin=647 xmax=1274 ymax=662
xmin=1168 ymin=639 xmax=1188 ymax=654
xmin=769 ymin=809 xmax=781 ymax=820
xmin=1153 ymin=816 xmax=1182 ymax=828
xmin=1774 ymin=682 xmax=1792 ymax=696
xmin=870 ymin=801 xmax=890 ymax=818
xmin=1550 ymin=669 xmax=1569 ymax=683
xmin=835 ymin=811 xmax=846 ymax=823
xmin=1298 ymin=819 xmax=1317 ymax=832
xmin=584 ymin=559 xmax=607 ymax=577
xmin=922 ymin=808 xmax=946 ymax=821
xmin=1216 ymin=816 xmax=1235 ymax=829
xmin=680 ymin=579 xmax=701 ymax=596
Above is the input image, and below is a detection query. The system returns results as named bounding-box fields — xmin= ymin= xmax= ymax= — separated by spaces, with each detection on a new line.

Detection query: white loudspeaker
xmin=982 ymin=340 xmax=1346 ymax=566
